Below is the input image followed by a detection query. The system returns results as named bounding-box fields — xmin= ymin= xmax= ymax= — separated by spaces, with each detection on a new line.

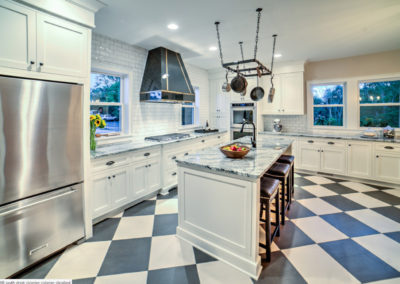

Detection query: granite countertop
xmin=259 ymin=131 xmax=400 ymax=144
xmin=91 ymin=130 xmax=228 ymax=159
xmin=175 ymin=136 xmax=294 ymax=181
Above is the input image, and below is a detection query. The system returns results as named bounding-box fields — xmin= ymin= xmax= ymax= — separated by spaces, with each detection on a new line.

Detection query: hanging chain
xmin=215 ymin=22 xmax=224 ymax=66
xmin=253 ymin=8 xmax=262 ymax=59
xmin=239 ymin=41 xmax=245 ymax=71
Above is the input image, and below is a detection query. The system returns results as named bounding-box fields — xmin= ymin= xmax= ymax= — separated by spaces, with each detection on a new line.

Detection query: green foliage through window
xmin=312 ymin=84 xmax=344 ymax=126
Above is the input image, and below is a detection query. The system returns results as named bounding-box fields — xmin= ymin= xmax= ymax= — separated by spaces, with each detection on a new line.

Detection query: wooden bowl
xmin=220 ymin=144 xmax=250 ymax=159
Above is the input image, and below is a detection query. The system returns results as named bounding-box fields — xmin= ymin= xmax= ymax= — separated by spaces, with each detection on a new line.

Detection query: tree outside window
xmin=312 ymin=83 xmax=345 ymax=127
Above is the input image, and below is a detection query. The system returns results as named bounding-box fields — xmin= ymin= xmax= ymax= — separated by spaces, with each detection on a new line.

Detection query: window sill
xmin=179 ymin=124 xmax=202 ymax=131
xmin=95 ymin=134 xmax=133 ymax=145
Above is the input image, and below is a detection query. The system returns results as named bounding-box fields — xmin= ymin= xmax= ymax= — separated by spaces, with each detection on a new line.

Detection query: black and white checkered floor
xmin=17 ymin=173 xmax=400 ymax=283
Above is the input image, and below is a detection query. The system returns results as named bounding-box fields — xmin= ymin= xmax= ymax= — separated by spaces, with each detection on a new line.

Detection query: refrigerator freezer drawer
xmin=0 ymin=184 xmax=84 ymax=278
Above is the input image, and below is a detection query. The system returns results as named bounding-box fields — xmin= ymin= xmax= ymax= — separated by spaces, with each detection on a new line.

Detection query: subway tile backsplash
xmin=262 ymin=115 xmax=307 ymax=132
xmin=91 ymin=33 xmax=209 ymax=139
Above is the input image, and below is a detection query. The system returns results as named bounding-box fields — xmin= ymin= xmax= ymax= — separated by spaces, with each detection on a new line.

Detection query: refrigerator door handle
xmin=0 ymin=189 xmax=77 ymax=217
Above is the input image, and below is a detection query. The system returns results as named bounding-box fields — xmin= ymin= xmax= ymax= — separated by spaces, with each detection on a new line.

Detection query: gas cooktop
xmin=145 ymin=133 xmax=191 ymax=142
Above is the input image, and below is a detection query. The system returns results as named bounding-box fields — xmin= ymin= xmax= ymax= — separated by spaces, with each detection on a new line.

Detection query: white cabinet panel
xmin=320 ymin=146 xmax=346 ymax=175
xmin=110 ymin=168 xmax=129 ymax=208
xmin=374 ymin=152 xmax=400 ymax=183
xmin=347 ymin=142 xmax=372 ymax=179
xmin=0 ymin=1 xmax=36 ymax=70
xmin=148 ymin=159 xmax=161 ymax=192
xmin=132 ymin=162 xmax=148 ymax=199
xmin=92 ymin=174 xmax=111 ymax=218
xmin=280 ymin=72 xmax=304 ymax=114
xmin=299 ymin=145 xmax=320 ymax=171
xmin=36 ymin=13 xmax=88 ymax=77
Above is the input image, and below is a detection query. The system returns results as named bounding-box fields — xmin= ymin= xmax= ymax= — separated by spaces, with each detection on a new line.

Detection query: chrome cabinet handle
xmin=384 ymin=146 xmax=394 ymax=150
xmin=106 ymin=161 xmax=115 ymax=166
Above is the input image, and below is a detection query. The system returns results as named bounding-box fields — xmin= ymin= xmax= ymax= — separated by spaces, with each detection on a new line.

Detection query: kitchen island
xmin=175 ymin=136 xmax=294 ymax=280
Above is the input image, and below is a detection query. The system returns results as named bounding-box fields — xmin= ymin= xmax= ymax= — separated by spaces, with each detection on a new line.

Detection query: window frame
xmin=180 ymin=86 xmax=200 ymax=128
xmin=90 ymin=64 xmax=132 ymax=141
xmin=358 ymin=77 xmax=400 ymax=129
xmin=309 ymin=81 xmax=347 ymax=129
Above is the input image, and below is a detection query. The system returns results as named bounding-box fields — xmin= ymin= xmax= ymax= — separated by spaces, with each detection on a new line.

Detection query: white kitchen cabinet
xmin=320 ymin=144 xmax=347 ymax=175
xmin=210 ymin=79 xmax=230 ymax=130
xmin=260 ymin=72 xmax=304 ymax=115
xmin=0 ymin=1 xmax=36 ymax=71
xmin=373 ymin=144 xmax=400 ymax=183
xmin=147 ymin=159 xmax=161 ymax=192
xmin=298 ymin=141 xmax=321 ymax=171
xmin=347 ymin=141 xmax=372 ymax=179
xmin=0 ymin=1 xmax=89 ymax=77
xmin=36 ymin=13 xmax=88 ymax=77
xmin=132 ymin=158 xmax=161 ymax=199
xmin=92 ymin=166 xmax=129 ymax=219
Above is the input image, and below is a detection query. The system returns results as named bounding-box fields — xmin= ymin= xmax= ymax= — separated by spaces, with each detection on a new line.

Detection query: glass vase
xmin=90 ymin=128 xmax=96 ymax=151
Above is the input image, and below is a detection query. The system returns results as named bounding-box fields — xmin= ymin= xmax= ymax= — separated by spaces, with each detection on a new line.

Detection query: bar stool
xmin=264 ymin=162 xmax=291 ymax=224
xmin=259 ymin=176 xmax=280 ymax=262
xmin=278 ymin=155 xmax=295 ymax=203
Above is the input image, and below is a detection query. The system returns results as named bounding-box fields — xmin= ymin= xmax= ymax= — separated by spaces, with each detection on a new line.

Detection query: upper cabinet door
xmin=260 ymin=75 xmax=281 ymax=114
xmin=36 ymin=13 xmax=88 ymax=77
xmin=280 ymin=72 xmax=304 ymax=114
xmin=0 ymin=1 xmax=36 ymax=70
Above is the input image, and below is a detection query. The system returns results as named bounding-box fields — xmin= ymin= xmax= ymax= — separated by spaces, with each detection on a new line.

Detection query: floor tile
xmin=385 ymin=232 xmax=400 ymax=243
xmin=294 ymin=173 xmax=302 ymax=178
xmin=365 ymin=184 xmax=394 ymax=191
xmin=297 ymin=198 xmax=341 ymax=215
xmin=98 ymin=238 xmax=151 ymax=276
xmin=155 ymin=199 xmax=178 ymax=215
xmin=323 ymin=182 xmax=358 ymax=195
xmin=46 ymin=241 xmax=111 ymax=279
xmin=320 ymin=239 xmax=400 ymax=283
xmin=366 ymin=278 xmax=400 ymax=284
xmin=255 ymin=251 xmax=306 ymax=284
xmin=382 ymin=189 xmax=400 ymax=198
xmin=347 ymin=209 xmax=400 ymax=233
xmin=157 ymin=188 xmax=178 ymax=200
xmin=364 ymin=191 xmax=400 ymax=205
xmin=274 ymin=220 xmax=315 ymax=250
xmin=321 ymin=213 xmax=379 ymax=237
xmin=343 ymin=193 xmax=390 ymax=208
xmin=304 ymin=176 xmax=335 ymax=185
xmin=340 ymin=182 xmax=378 ymax=192
xmin=285 ymin=201 xmax=316 ymax=219
xmin=87 ymin=218 xmax=120 ymax=242
xmin=301 ymin=185 xmax=337 ymax=197
xmin=321 ymin=195 xmax=365 ymax=211
xmin=193 ymin=247 xmax=217 ymax=264
xmin=197 ymin=260 xmax=252 ymax=284
xmin=113 ymin=215 xmax=154 ymax=240
xmin=73 ymin=278 xmax=96 ymax=284
xmin=327 ymin=177 xmax=347 ymax=183
xmin=372 ymin=206 xmax=400 ymax=223
xmin=148 ymin=235 xmax=195 ymax=270
xmin=152 ymin=213 xmax=178 ymax=236
xmin=123 ymin=200 xmax=156 ymax=217
xmin=353 ymin=234 xmax=400 ymax=271
xmin=292 ymin=187 xmax=316 ymax=200
xmin=291 ymin=216 xmax=348 ymax=243
xmin=294 ymin=177 xmax=316 ymax=187
xmin=19 ymin=254 xmax=61 ymax=279
xmin=147 ymin=265 xmax=200 ymax=284
xmin=282 ymin=244 xmax=359 ymax=284
xmin=111 ymin=212 xmax=123 ymax=218
xmin=95 ymin=271 xmax=147 ymax=284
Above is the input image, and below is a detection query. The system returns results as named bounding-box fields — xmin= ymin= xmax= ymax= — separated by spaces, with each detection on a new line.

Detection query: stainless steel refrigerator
xmin=0 ymin=76 xmax=85 ymax=278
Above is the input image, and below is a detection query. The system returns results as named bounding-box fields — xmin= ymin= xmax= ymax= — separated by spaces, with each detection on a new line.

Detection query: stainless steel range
xmin=145 ymin=133 xmax=190 ymax=142
xmin=0 ymin=76 xmax=85 ymax=278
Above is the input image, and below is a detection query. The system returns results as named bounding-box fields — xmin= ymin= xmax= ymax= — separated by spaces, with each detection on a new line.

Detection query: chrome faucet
xmin=240 ymin=120 xmax=256 ymax=148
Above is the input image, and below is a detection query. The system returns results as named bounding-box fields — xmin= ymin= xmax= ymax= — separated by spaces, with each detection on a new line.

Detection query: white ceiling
xmin=94 ymin=0 xmax=400 ymax=70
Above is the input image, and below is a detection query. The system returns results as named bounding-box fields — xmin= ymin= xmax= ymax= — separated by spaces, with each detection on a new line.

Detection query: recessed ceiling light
xmin=209 ymin=46 xmax=217 ymax=51
xmin=167 ymin=23 xmax=178 ymax=30
xmin=274 ymin=53 xmax=282 ymax=58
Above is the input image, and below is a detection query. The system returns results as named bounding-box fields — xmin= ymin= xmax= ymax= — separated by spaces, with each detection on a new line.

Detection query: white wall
xmin=91 ymin=33 xmax=210 ymax=140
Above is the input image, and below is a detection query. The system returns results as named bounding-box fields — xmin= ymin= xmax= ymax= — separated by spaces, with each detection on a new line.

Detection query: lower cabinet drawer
xmin=164 ymin=170 xmax=178 ymax=188
xmin=374 ymin=143 xmax=400 ymax=152
xmin=92 ymin=154 xmax=129 ymax=172
xmin=0 ymin=184 xmax=84 ymax=278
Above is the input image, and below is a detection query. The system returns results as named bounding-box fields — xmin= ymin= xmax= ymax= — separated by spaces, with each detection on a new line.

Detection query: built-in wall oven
xmin=231 ymin=102 xmax=256 ymax=140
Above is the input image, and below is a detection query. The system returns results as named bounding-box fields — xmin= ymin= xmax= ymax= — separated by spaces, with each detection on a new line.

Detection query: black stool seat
xmin=278 ymin=155 xmax=294 ymax=164
xmin=261 ymin=177 xmax=280 ymax=199
xmin=268 ymin=162 xmax=291 ymax=176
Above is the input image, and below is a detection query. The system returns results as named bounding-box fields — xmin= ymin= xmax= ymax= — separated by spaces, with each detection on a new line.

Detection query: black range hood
xmin=140 ymin=47 xmax=195 ymax=103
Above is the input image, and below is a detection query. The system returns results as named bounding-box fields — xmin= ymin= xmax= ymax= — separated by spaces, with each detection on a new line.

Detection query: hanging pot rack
xmin=214 ymin=8 xmax=277 ymax=78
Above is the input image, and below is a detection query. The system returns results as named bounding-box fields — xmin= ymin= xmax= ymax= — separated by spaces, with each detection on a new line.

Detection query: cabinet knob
xmin=328 ymin=142 xmax=335 ymax=145
xmin=384 ymin=146 xmax=394 ymax=150
xmin=106 ymin=161 xmax=115 ymax=166
xmin=172 ymin=172 xmax=177 ymax=176
xmin=39 ymin=62 xmax=44 ymax=66
xmin=321 ymin=150 xmax=324 ymax=152
xmin=348 ymin=144 xmax=351 ymax=146
xmin=184 ymin=152 xmax=189 ymax=156
xmin=144 ymin=152 xmax=150 ymax=156
xmin=108 ymin=176 xmax=111 ymax=179
xmin=201 ymin=140 xmax=205 ymax=143
xmin=171 ymin=156 xmax=177 ymax=160
xmin=30 ymin=61 xmax=35 ymax=65
xmin=148 ymin=164 xmax=151 ymax=167
xmin=112 ymin=175 xmax=116 ymax=178
xmin=307 ymin=140 xmax=314 ymax=143
xmin=376 ymin=155 xmax=379 ymax=158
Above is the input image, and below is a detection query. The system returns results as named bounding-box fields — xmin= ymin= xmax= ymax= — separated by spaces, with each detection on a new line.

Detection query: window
xmin=90 ymin=72 xmax=123 ymax=134
xmin=181 ymin=86 xmax=199 ymax=126
xmin=312 ymin=83 xmax=345 ymax=126
xmin=359 ymin=79 xmax=400 ymax=128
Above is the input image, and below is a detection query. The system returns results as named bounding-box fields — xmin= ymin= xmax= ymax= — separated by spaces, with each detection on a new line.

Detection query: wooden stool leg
xmin=291 ymin=163 xmax=295 ymax=194
xmin=275 ymin=191 xmax=280 ymax=237
xmin=281 ymin=179 xmax=285 ymax=225
xmin=265 ymin=201 xmax=271 ymax=262
xmin=287 ymin=175 xmax=291 ymax=210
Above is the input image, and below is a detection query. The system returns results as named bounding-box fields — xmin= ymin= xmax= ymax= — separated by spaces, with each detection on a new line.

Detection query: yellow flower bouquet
xmin=90 ymin=114 xmax=106 ymax=151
